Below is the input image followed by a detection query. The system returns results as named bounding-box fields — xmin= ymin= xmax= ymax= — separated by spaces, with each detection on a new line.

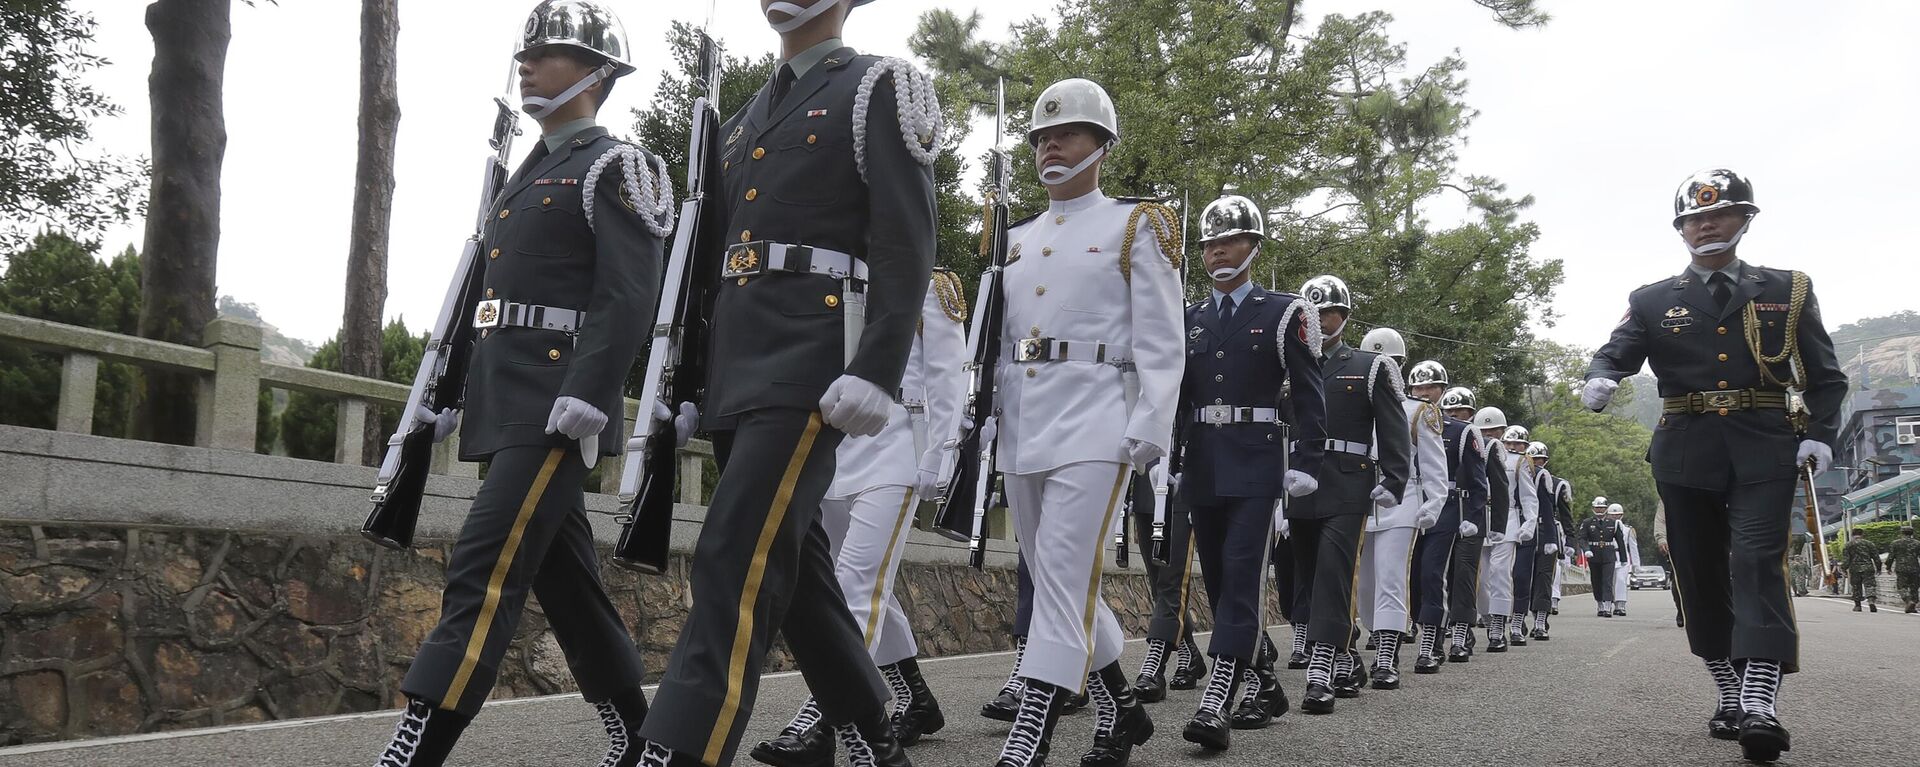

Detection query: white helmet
xmin=1472 ymin=406 xmax=1507 ymax=431
xmin=1606 ymin=502 xmax=1625 ymax=516
xmin=1028 ymin=78 xmax=1120 ymax=145
xmin=1591 ymin=496 xmax=1609 ymax=508
xmin=1360 ymin=327 xmax=1406 ymax=361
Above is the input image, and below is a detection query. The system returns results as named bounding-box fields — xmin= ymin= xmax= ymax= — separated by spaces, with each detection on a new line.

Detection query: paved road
xmin=4 ymin=593 xmax=1915 ymax=767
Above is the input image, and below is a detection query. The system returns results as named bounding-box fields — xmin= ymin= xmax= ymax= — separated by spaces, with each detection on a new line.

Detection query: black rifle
xmin=611 ymin=32 xmax=725 ymax=574
xmin=932 ymin=80 xmax=1012 ymax=570
xmin=362 ymin=92 xmax=522 ymax=549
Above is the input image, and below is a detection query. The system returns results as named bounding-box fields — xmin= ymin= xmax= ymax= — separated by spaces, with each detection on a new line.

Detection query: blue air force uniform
xmin=1414 ymin=417 xmax=1486 ymax=629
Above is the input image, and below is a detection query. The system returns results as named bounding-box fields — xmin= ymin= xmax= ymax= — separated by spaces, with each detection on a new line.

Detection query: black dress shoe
xmin=1227 ymin=697 xmax=1271 ymax=730
xmin=1287 ymin=651 xmax=1309 ymax=670
xmin=1257 ymin=670 xmax=1289 ymax=718
xmin=1183 ymin=709 xmax=1232 ymax=750
xmin=1531 ymin=627 xmax=1550 ymax=641
xmin=1414 ymin=655 xmax=1441 ymax=674
xmin=981 ymin=689 xmax=1020 ymax=723
xmin=1550 ymin=607 xmax=1559 ymax=615
xmin=838 ymin=715 xmax=913 ymax=767
xmin=1369 ymin=666 xmax=1400 ymax=690
xmin=1061 ymin=690 xmax=1090 ymax=714
xmin=1363 ymin=637 xmax=1377 ymax=650
xmin=1332 ymin=671 xmax=1361 ymax=699
xmin=1132 ymin=673 xmax=1166 ymax=704
xmin=893 ymin=695 xmax=945 ymax=747
xmin=750 ymin=723 xmax=834 ymax=767
xmin=1737 ymin=712 xmax=1791 ymax=763
xmin=1446 ymin=645 xmax=1470 ymax=664
xmin=1599 ymin=609 xmax=1613 ymax=618
xmin=1168 ymin=657 xmax=1207 ymax=691
xmin=1300 ymin=683 xmax=1335 ymax=715
xmin=1614 ymin=607 xmax=1627 ymax=616
xmin=1486 ymin=637 xmax=1508 ymax=653
xmin=1509 ymin=633 xmax=1528 ymax=647
xmin=1708 ymin=707 xmax=1742 ymax=741
xmin=1080 ymin=701 xmax=1152 ymax=767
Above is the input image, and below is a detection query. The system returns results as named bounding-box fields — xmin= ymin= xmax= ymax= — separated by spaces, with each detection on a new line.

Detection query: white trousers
xmin=1552 ymin=558 xmax=1564 ymax=600
xmin=1006 ymin=461 xmax=1130 ymax=692
xmin=819 ymin=484 xmax=920 ymax=666
xmin=1479 ymin=541 xmax=1518 ymax=618
xmin=1613 ymin=562 xmax=1631 ymax=606
xmin=1356 ymin=526 xmax=1419 ymax=634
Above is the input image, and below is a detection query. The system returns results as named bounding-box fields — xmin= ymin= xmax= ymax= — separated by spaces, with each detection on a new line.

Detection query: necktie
xmin=1708 ymin=272 xmax=1732 ymax=313
xmin=770 ymin=64 xmax=797 ymax=110
xmin=1218 ymin=296 xmax=1236 ymax=326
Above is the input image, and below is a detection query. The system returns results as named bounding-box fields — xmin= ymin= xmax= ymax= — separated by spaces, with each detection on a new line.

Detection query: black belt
xmin=471 ymin=299 xmax=585 ymax=333
xmin=1661 ymin=389 xmax=1787 ymax=415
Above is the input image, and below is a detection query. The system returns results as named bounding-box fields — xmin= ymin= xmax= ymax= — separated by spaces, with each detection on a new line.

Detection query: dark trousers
xmin=1511 ymin=543 xmax=1536 ymax=615
xmin=1290 ymin=514 xmax=1365 ymax=647
xmin=1014 ymin=553 xmax=1033 ymax=636
xmin=1272 ymin=534 xmax=1296 ymax=623
xmin=1659 ymin=477 xmax=1799 ymax=672
xmin=1530 ymin=546 xmax=1557 ymax=615
xmin=1131 ymin=480 xmax=1198 ymax=647
xmin=1190 ymin=496 xmax=1276 ymax=660
xmin=640 ymin=409 xmax=886 ymax=766
xmin=1589 ymin=551 xmax=1617 ymax=604
xmin=1409 ymin=529 xmax=1456 ymax=627
xmin=403 ymin=445 xmax=645 ymax=716
xmin=1447 ymin=535 xmax=1483 ymax=626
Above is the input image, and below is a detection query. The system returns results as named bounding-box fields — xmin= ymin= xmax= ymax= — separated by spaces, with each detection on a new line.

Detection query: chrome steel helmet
xmin=1407 ymin=360 xmax=1449 ymax=388
xmin=1440 ymin=386 xmax=1475 ymax=411
xmin=1029 ymin=78 xmax=1120 ymax=145
xmin=517 ymin=0 xmax=636 ymax=77
xmin=1299 ymin=275 xmax=1352 ymax=314
xmin=1672 ymin=168 xmax=1758 ymax=229
xmin=1526 ymin=441 xmax=1549 ymax=460
xmin=1473 ymin=406 xmax=1508 ymax=431
xmin=1501 ymin=425 xmax=1531 ymax=444
xmin=1360 ymin=327 xmax=1406 ymax=361
xmin=1591 ymin=496 xmax=1609 ymax=509
xmin=1199 ymin=195 xmax=1265 ymax=243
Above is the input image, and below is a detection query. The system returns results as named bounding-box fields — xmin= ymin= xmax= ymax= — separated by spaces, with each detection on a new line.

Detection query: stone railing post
xmin=679 ymin=447 xmax=704 ymax=505
xmin=334 ymin=398 xmax=369 ymax=465
xmin=196 ymin=317 xmax=262 ymax=451
xmin=57 ymin=353 xmax=101 ymax=433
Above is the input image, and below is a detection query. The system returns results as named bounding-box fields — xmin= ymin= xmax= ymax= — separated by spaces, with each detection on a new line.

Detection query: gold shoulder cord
xmin=934 ymin=271 xmax=969 ymax=323
xmin=1745 ymin=270 xmax=1809 ymax=391
xmin=1119 ymin=202 xmax=1182 ymax=284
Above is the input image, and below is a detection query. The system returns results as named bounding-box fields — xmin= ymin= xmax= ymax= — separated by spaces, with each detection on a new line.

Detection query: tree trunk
xmin=137 ymin=0 xmax=230 ymax=445
xmin=342 ymin=0 xmax=401 ymax=464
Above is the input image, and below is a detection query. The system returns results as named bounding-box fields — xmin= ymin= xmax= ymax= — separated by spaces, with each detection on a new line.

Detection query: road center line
xmin=1601 ymin=635 xmax=1640 ymax=659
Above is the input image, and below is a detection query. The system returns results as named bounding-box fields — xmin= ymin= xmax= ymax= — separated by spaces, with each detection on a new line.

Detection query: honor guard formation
xmin=365 ymin=2 xmax=1847 ymax=766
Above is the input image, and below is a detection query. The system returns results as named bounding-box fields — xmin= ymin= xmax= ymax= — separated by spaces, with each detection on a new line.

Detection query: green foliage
xmin=276 ymin=318 xmax=426 ymax=462
xmin=1530 ymin=345 xmax=1660 ymax=557
xmin=0 ymin=1 xmax=147 ymax=251
xmin=0 ymin=233 xmax=143 ymax=436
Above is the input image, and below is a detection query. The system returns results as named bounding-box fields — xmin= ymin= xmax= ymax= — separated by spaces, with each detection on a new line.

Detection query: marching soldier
xmin=1889 ymin=526 xmax=1920 ymax=613
xmin=637 ymin=1 xmax=943 ymax=765
xmin=981 ymin=558 xmax=1091 ymax=723
xmin=1575 ymin=498 xmax=1626 ymax=617
xmin=985 ymin=76 xmax=1183 ymax=767
xmin=1479 ymin=424 xmax=1537 ymax=652
xmin=1842 ymin=530 xmax=1881 ymax=612
xmin=751 ymin=271 xmax=967 ymax=766
xmin=1584 ymin=168 xmax=1847 ymax=761
xmin=1610 ymin=503 xmax=1640 ymax=616
xmin=1413 ymin=385 xmax=1487 ymax=672
xmin=1532 ymin=476 xmax=1575 ymax=639
xmin=1288 ymin=275 xmax=1411 ymax=714
xmin=1511 ymin=441 xmax=1560 ymax=644
xmin=372 ymin=4 xmax=670 ymax=766
xmin=1788 ymin=553 xmax=1812 ymax=597
xmin=1359 ymin=360 xmax=1448 ymax=688
xmin=1450 ymin=405 xmax=1507 ymax=662
xmin=1127 ymin=477 xmax=1206 ymax=704
xmin=1172 ymin=194 xmax=1326 ymax=748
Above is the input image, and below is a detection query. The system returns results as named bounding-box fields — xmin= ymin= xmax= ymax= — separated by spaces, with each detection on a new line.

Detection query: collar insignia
xmin=726 ymin=125 xmax=744 ymax=145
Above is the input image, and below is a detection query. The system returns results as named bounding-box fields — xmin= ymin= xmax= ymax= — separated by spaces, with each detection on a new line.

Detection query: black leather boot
xmin=1131 ymin=638 xmax=1169 ymax=704
xmin=1707 ymin=707 xmax=1742 ymax=741
xmin=835 ymin=714 xmax=912 ymax=767
xmin=993 ymin=679 xmax=1064 ymax=767
xmin=375 ymin=698 xmax=471 ymax=767
xmin=751 ymin=698 xmax=834 ymax=767
xmin=1168 ymin=639 xmax=1206 ymax=691
xmin=984 ymin=638 xmax=1028 ymax=722
xmin=1082 ymin=663 xmax=1153 ymax=767
xmin=594 ymin=688 xmax=649 ymax=767
xmin=1300 ymin=683 xmax=1336 ymax=715
xmin=1182 ymin=656 xmax=1239 ymax=750
xmin=888 ymin=658 xmax=945 ymax=746
xmin=1738 ymin=712 xmax=1791 ymax=763
xmin=1230 ymin=664 xmax=1286 ymax=729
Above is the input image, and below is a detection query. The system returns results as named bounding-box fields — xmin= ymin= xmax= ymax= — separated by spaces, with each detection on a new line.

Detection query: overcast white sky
xmin=65 ymin=0 xmax=1918 ymax=352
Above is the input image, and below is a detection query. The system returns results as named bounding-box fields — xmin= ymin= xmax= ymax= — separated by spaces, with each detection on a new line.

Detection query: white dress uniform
xmin=994 ymin=188 xmax=1183 ymax=692
xmin=819 ymin=274 xmax=969 ymax=665
xmin=1357 ymin=398 xmax=1448 ymax=635
xmin=1613 ymin=522 xmax=1641 ymax=611
xmin=1478 ymin=449 xmax=1538 ymax=618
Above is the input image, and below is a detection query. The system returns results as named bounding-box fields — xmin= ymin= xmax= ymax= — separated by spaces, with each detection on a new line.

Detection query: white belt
xmin=723 ymin=241 xmax=869 ymax=281
xmin=1324 ymin=438 xmax=1371 ymax=456
xmin=1013 ymin=337 xmax=1133 ymax=365
xmin=471 ymin=299 xmax=585 ymax=333
xmin=1192 ymin=405 xmax=1283 ymax=425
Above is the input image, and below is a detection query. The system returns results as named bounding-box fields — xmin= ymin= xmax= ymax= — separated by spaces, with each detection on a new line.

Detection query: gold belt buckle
xmin=473 ymin=298 xmax=503 ymax=329
xmin=723 ymin=242 xmax=765 ymax=278
xmin=1703 ymin=390 xmax=1738 ymax=410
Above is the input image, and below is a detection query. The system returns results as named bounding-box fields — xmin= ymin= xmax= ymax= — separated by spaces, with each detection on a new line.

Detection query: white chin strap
xmin=1685 ymin=216 xmax=1752 ymax=257
xmin=522 ymin=62 xmax=615 ymax=120
xmin=1208 ymin=246 xmax=1259 ymax=281
xmin=1039 ymin=145 xmax=1107 ymax=187
xmin=767 ymin=0 xmax=844 ymax=33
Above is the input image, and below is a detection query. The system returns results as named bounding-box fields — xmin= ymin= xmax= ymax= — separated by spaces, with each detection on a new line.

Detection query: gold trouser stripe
xmin=703 ymin=414 xmax=823 ymax=766
xmin=1401 ymin=530 xmax=1421 ymax=626
xmin=1080 ymin=465 xmax=1131 ymax=682
xmin=1344 ymin=524 xmax=1370 ymax=651
xmin=1174 ymin=528 xmax=1197 ymax=639
xmin=443 ymin=447 xmax=566 ymax=709
xmin=864 ymin=491 xmax=917 ymax=646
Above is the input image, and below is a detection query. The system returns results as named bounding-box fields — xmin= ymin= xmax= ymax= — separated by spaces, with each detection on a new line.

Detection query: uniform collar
xmin=1686 ymin=258 xmax=1744 ymax=283
xmin=1047 ymin=188 xmax=1108 ymax=215
xmin=783 ymin=36 xmax=843 ymax=80
xmin=542 ymin=117 xmax=598 ymax=153
xmin=1211 ymin=281 xmax=1256 ymax=307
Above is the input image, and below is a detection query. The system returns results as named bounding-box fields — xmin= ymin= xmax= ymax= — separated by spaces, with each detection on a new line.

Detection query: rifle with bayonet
xmin=610 ymin=31 xmax=726 ymax=574
xmin=362 ymin=85 xmax=522 ymax=549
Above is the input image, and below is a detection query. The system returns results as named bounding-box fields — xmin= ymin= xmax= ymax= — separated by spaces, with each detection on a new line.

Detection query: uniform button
xmin=1767 ymin=321 xmax=1776 ymax=328
xmin=1215 ymin=351 xmax=1225 ymax=359
xmin=480 ymin=329 xmax=490 ymax=339
xmin=498 ymin=209 xmax=510 ymax=219
xmin=1035 ymin=285 xmax=1047 ymax=296
xmin=548 ymin=349 xmax=561 ymax=361
xmin=1360 ymin=462 xmax=1369 ymax=469
xmin=1214 ymin=374 xmax=1224 ymax=382
xmin=752 ymin=147 xmax=766 ymax=159
xmin=1717 ymin=380 xmax=1729 ymax=389
xmin=485 ymin=288 xmax=495 ymax=298
xmin=745 ymin=188 xmax=758 ymax=201
xmin=1718 ymin=353 xmax=1729 ymax=362
xmin=1026 ymin=368 xmax=1037 ymax=378
xmin=1672 ymin=327 xmax=1681 ymax=334
xmin=1347 ymin=385 xmax=1355 ymax=391
xmin=1717 ymin=326 xmax=1728 ymax=335
xmin=723 ymin=160 xmax=730 ymax=171
xmin=825 ymin=294 xmax=840 ymax=308
xmin=1266 ymin=434 xmax=1274 ymax=442
xmin=542 ymin=197 xmax=552 ymax=205
xmin=807 ymin=134 xmax=818 ymax=144
xmin=1030 ymin=326 xmax=1041 ymax=337
xmin=1659 ymin=417 xmax=1667 ymax=427
xmin=737 ymin=277 xmax=749 ymax=286
xmin=741 ymin=229 xmax=752 ymax=242
xmin=1717 ymin=407 xmax=1729 ymax=416
xmin=489 ymin=248 xmax=500 ymax=260
xmin=1054 ymin=215 xmax=1066 ymax=225
xmin=1042 ymin=247 xmax=1053 ymax=257
xmin=1214 ymin=398 xmax=1223 ymax=404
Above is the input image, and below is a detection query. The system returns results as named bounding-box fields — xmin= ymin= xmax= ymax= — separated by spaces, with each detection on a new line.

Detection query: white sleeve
xmin=921 ymin=277 xmax=969 ymax=457
xmin=1415 ymin=411 xmax=1448 ymax=521
xmin=1516 ymin=464 xmax=1540 ymax=540
xmin=1122 ymin=208 xmax=1185 ymax=456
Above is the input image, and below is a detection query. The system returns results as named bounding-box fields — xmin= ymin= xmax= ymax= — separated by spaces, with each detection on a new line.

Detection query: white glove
xmin=1283 ymin=469 xmax=1318 ymax=497
xmin=651 ymin=400 xmax=700 ymax=448
xmin=1796 ymin=440 xmax=1833 ymax=476
xmin=1518 ymin=526 xmax=1535 ymax=543
xmin=1416 ymin=509 xmax=1440 ymax=530
xmin=1369 ymin=485 xmax=1398 ymax=508
xmin=1584 ymin=550 xmax=1594 ymax=560
xmin=1581 ymin=377 xmax=1619 ymax=412
xmin=1545 ymin=543 xmax=1559 ymax=555
xmin=1123 ymin=438 xmax=1164 ymax=474
xmin=1274 ymin=503 xmax=1291 ymax=538
xmin=1169 ymin=472 xmax=1183 ymax=496
xmin=1458 ymin=520 xmax=1479 ymax=538
xmin=978 ymin=415 xmax=998 ymax=445
xmin=414 ymin=405 xmax=460 ymax=443
xmin=913 ymin=448 xmax=947 ymax=499
xmin=545 ymin=396 xmax=607 ymax=440
xmin=819 ymin=375 xmax=892 ymax=437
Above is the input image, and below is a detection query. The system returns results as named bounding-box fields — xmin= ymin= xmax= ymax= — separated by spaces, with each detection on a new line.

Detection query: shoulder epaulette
xmin=852 ymin=57 xmax=942 ymax=182
xmin=932 ymin=270 xmax=968 ymax=323
xmin=1118 ymin=201 xmax=1182 ymax=283
xmin=583 ymin=143 xmax=674 ymax=238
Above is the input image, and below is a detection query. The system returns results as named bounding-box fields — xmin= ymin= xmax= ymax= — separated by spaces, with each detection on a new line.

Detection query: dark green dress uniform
xmin=1587 ymin=260 xmax=1845 ymax=671
xmin=403 ymin=126 xmax=662 ymax=716
xmin=638 ymin=48 xmax=936 ymax=767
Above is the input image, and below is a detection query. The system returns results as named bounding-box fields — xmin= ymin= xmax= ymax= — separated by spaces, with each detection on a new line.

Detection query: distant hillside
xmin=1832 ymin=311 xmax=1920 ymax=390
xmin=217 ymin=296 xmax=316 ymax=367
